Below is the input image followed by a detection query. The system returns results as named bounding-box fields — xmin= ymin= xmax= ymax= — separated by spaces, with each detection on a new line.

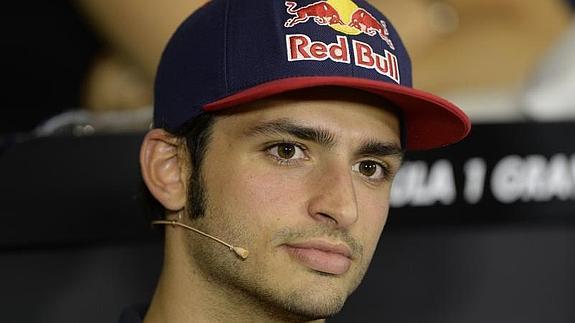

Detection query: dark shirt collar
xmin=119 ymin=303 xmax=148 ymax=323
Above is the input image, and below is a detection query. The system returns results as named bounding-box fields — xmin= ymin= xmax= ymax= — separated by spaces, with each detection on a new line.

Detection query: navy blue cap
xmin=154 ymin=0 xmax=470 ymax=150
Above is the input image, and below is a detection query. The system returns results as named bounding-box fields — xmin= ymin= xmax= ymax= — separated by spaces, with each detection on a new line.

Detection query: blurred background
xmin=3 ymin=0 xmax=575 ymax=135
xmin=1 ymin=1 xmax=575 ymax=322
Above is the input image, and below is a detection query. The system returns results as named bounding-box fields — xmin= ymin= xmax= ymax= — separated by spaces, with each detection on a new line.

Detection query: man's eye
xmin=267 ymin=143 xmax=307 ymax=161
xmin=352 ymin=160 xmax=388 ymax=181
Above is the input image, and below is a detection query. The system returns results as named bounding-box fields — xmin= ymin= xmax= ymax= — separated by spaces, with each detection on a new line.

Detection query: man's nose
xmin=306 ymin=161 xmax=359 ymax=228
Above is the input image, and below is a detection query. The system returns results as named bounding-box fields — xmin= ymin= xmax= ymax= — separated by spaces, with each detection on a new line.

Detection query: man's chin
xmin=280 ymin=272 xmax=357 ymax=317
xmin=270 ymin=289 xmax=348 ymax=321
xmin=268 ymin=256 xmax=365 ymax=318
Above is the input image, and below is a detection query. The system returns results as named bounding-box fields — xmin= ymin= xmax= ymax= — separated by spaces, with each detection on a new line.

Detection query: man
xmin=130 ymin=0 xmax=470 ymax=322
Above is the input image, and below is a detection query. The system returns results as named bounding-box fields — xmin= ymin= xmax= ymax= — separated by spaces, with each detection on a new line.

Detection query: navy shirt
xmin=119 ymin=304 xmax=148 ymax=323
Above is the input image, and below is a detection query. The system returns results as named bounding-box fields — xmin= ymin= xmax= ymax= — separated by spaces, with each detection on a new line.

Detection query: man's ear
xmin=140 ymin=129 xmax=188 ymax=211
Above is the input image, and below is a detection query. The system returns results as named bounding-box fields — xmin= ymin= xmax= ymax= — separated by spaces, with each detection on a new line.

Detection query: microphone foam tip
xmin=233 ymin=247 xmax=249 ymax=259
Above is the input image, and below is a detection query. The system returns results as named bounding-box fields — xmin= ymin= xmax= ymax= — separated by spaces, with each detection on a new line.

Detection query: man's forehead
xmin=213 ymin=88 xmax=402 ymax=149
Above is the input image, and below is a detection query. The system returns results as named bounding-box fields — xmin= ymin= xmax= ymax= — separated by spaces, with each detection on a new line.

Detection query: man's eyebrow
xmin=356 ymin=140 xmax=404 ymax=160
xmin=244 ymin=119 xmax=337 ymax=147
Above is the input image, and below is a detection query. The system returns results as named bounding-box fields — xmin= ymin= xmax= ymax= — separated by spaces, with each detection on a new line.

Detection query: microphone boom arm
xmin=152 ymin=220 xmax=249 ymax=259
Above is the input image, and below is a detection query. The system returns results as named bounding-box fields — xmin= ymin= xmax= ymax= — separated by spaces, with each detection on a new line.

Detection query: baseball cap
xmin=154 ymin=0 xmax=471 ymax=150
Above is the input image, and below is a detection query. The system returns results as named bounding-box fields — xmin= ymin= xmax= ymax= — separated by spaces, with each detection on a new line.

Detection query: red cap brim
xmin=203 ymin=76 xmax=471 ymax=150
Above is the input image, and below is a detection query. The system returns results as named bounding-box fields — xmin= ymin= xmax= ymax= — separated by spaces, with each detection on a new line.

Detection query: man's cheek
xmin=242 ymin=171 xmax=308 ymax=212
xmin=355 ymin=198 xmax=389 ymax=247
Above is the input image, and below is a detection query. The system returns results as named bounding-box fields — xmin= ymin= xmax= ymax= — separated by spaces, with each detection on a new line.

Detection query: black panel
xmin=1 ymin=122 xmax=574 ymax=323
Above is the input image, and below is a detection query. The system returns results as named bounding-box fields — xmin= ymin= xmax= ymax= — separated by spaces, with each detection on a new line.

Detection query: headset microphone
xmin=152 ymin=220 xmax=249 ymax=259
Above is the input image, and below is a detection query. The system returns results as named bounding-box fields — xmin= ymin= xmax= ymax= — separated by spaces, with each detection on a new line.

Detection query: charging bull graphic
xmin=284 ymin=1 xmax=400 ymax=83
xmin=284 ymin=1 xmax=395 ymax=50
xmin=349 ymin=8 xmax=395 ymax=49
xmin=284 ymin=1 xmax=345 ymax=28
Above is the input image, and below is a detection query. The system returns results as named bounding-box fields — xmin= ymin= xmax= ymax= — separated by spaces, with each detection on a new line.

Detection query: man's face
xmin=183 ymin=88 xmax=402 ymax=320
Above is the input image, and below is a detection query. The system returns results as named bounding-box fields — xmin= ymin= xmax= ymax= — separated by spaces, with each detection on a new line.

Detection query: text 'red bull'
xmin=286 ymin=34 xmax=400 ymax=84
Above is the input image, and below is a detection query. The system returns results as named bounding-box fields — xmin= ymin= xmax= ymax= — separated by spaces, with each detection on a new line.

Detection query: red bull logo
xmin=284 ymin=1 xmax=345 ymax=27
xmin=284 ymin=0 xmax=395 ymax=50
xmin=349 ymin=8 xmax=394 ymax=49
xmin=284 ymin=0 xmax=400 ymax=83
xmin=286 ymin=34 xmax=400 ymax=83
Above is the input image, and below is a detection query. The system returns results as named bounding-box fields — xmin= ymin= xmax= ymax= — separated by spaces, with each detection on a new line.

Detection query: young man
xmin=133 ymin=0 xmax=470 ymax=322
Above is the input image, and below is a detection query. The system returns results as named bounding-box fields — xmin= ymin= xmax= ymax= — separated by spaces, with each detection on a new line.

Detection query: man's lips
xmin=282 ymin=240 xmax=353 ymax=275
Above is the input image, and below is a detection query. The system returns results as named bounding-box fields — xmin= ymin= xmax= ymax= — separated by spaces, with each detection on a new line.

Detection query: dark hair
xmin=143 ymin=113 xmax=216 ymax=222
